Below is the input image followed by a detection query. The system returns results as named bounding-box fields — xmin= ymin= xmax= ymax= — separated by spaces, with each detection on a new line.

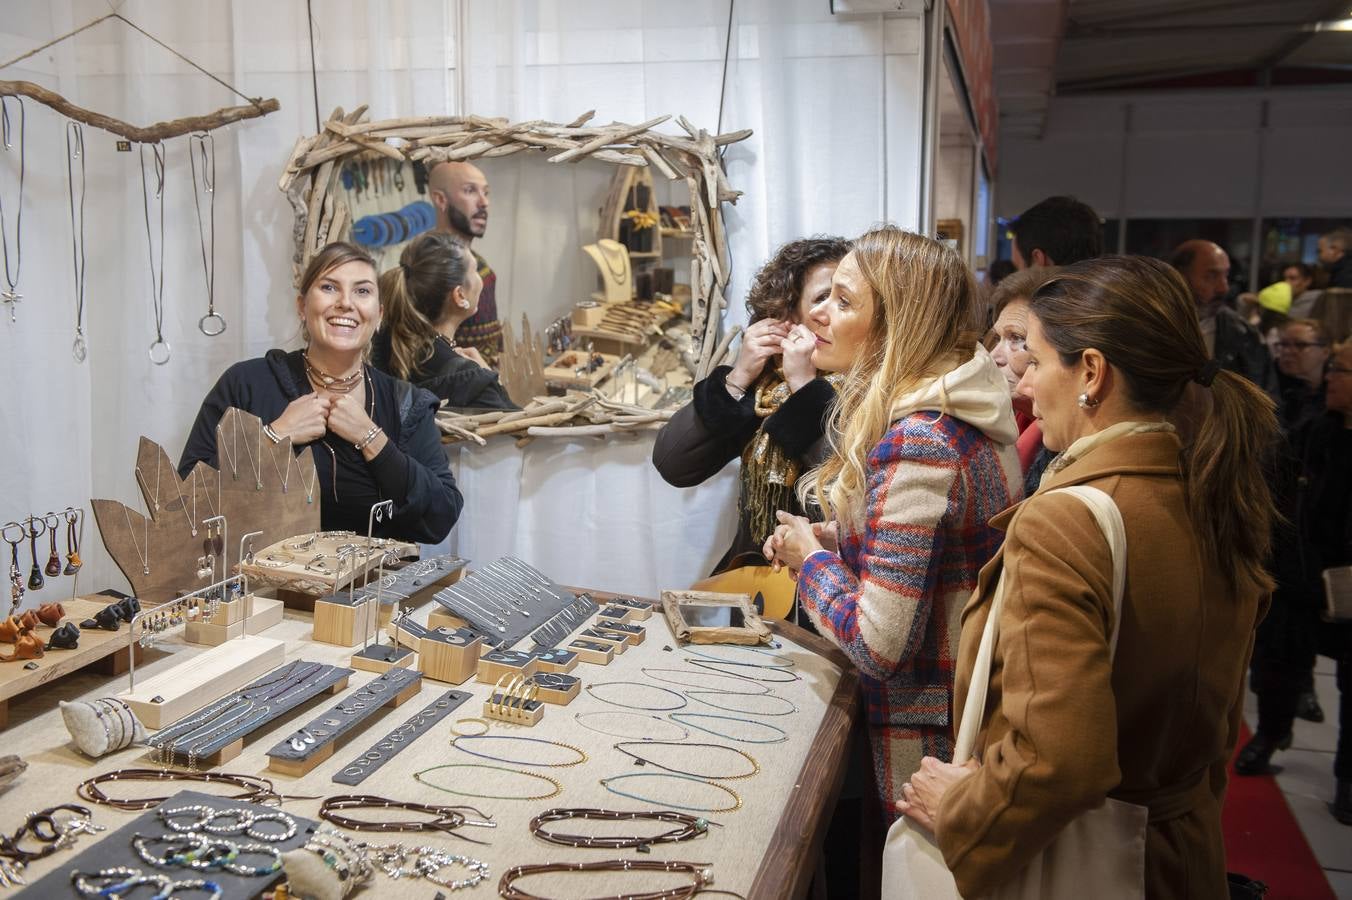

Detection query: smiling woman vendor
xmin=178 ymin=242 xmax=462 ymax=543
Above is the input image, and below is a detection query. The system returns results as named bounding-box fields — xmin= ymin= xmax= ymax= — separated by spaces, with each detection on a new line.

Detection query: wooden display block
xmin=543 ymin=349 xmax=621 ymax=390
xmin=267 ymin=677 xmax=421 ymax=777
xmin=198 ymin=673 xmax=354 ymax=770
xmin=120 ymin=635 xmax=286 ymax=730
xmin=608 ymin=597 xmax=654 ymax=620
xmin=207 ymin=594 xmax=254 ymax=626
xmin=577 ymin=627 xmax=628 ymax=654
xmin=571 ymin=302 xmax=607 ymax=328
xmin=185 ymin=597 xmax=283 ymax=646
xmin=349 ymin=643 xmax=415 ymax=675
xmin=565 ymin=639 xmax=614 ymax=666
xmin=476 ymin=649 xmax=539 ymax=684
xmin=428 ymin=607 xmax=467 ymax=632
xmin=593 ymin=621 xmax=645 ymax=646
xmin=529 ymin=673 xmax=580 ymax=706
xmin=312 ymin=597 xmax=379 ymax=647
xmin=483 ymin=694 xmax=544 ymax=727
xmin=419 ymin=631 xmax=483 ymax=685
xmin=529 ymin=647 xmax=578 ymax=674
xmin=596 ymin=604 xmax=636 ymax=624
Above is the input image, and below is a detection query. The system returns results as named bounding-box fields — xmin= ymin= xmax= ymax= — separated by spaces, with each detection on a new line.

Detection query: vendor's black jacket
xmin=369 ymin=329 xmax=518 ymax=412
xmin=653 ymin=365 xmax=835 ymax=573
xmin=178 ymin=349 xmax=462 ymax=544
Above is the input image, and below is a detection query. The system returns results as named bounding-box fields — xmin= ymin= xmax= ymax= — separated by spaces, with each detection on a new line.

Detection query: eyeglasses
xmin=1275 ymin=341 xmax=1328 ymax=351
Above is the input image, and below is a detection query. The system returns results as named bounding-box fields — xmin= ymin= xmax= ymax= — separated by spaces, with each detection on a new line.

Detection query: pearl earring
xmin=1077 ymin=392 xmax=1099 ymax=409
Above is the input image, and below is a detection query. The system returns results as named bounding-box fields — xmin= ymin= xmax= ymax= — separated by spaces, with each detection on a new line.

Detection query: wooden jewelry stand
xmin=582 ymin=239 xmax=634 ymax=305
xmin=92 ymin=409 xmax=320 ymax=605
xmin=483 ymin=673 xmax=544 ymax=727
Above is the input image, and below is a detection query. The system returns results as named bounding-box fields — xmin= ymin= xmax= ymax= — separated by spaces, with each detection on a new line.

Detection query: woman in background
xmin=371 ymin=231 xmax=517 ymax=411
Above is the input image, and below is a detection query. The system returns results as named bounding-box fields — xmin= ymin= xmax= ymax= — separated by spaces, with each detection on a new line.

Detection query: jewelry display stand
xmin=581 ymin=239 xmax=634 ymax=305
xmin=91 ymin=410 xmax=320 ymax=604
xmin=385 ymin=620 xmax=484 ymax=685
xmin=265 ymin=666 xmax=423 ymax=777
xmin=564 ymin=637 xmax=615 ymax=666
xmin=11 ymin=790 xmax=314 ymax=900
xmin=476 ymin=649 xmax=539 ymax=684
xmin=527 ymin=672 xmax=580 ymax=706
xmin=148 ymin=660 xmax=352 ymax=768
xmin=120 ymin=634 xmax=287 ymax=730
xmin=241 ymin=532 xmax=418 ymax=598
xmin=483 ymin=674 xmax=545 ymax=727
xmin=331 ymin=689 xmax=473 ymax=786
xmin=184 ymin=595 xmax=285 ymax=646
xmin=528 ymin=647 xmax=578 ymax=674
xmin=431 ymin=558 xmax=590 ymax=650
xmin=575 ymin=626 xmax=628 ymax=654
xmin=527 ymin=592 xmax=601 ymax=649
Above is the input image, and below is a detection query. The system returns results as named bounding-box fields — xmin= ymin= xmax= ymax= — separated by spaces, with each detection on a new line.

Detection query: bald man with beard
xmin=1170 ymin=239 xmax=1276 ymax=396
xmin=428 ymin=161 xmax=502 ymax=363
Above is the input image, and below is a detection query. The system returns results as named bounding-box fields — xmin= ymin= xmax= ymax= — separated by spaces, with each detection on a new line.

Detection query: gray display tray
xmin=432 ymin=558 xmax=582 ymax=649
xmin=14 ymin=790 xmax=317 ymax=900
xmin=331 ymin=689 xmax=472 ymax=785
xmin=265 ymin=666 xmax=423 ymax=762
xmin=316 ymin=554 xmax=467 ymax=607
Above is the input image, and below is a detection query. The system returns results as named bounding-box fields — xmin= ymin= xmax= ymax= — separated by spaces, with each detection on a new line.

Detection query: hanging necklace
xmin=414 ymin=764 xmax=562 ymax=801
xmin=121 ymin=505 xmax=150 ymax=576
xmin=686 ymin=690 xmax=798 ymax=717
xmin=595 ymin=241 xmax=629 ymax=285
xmin=303 ymin=352 xmax=363 ymax=393
xmin=139 ymin=142 xmax=169 ymax=364
xmin=573 ymin=711 xmax=690 ymax=742
xmin=267 ymin=440 xmax=293 ymax=494
xmin=240 ymin=417 xmax=263 ymax=490
xmin=599 ymin=772 xmax=742 ymax=814
xmin=66 ymin=122 xmax=87 ymax=360
xmin=448 ymin=735 xmax=587 ymax=768
xmin=218 ymin=409 xmax=240 ymax=480
xmin=189 ymin=132 xmax=224 ymax=336
xmin=668 ymin=712 xmax=788 ymax=744
xmin=135 ymin=455 xmax=195 ymax=536
xmin=300 ymin=453 xmax=317 ymax=504
xmin=0 ymin=96 xmax=25 ymax=322
xmin=585 ymin=682 xmax=688 ymax=712
xmin=613 ymin=741 xmax=760 ymax=780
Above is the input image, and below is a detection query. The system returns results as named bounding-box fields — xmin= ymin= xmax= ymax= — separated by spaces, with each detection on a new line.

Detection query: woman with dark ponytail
xmin=371 ymin=231 xmax=517 ymax=410
xmin=896 ymin=256 xmax=1277 ymax=899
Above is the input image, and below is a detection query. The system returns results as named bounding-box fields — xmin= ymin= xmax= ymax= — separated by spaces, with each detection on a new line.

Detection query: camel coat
xmin=936 ymin=428 xmax=1269 ymax=899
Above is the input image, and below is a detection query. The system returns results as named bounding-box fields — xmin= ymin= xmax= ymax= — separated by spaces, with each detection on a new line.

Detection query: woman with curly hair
xmin=765 ymin=226 xmax=1022 ymax=814
xmin=653 ymin=237 xmax=851 ymax=619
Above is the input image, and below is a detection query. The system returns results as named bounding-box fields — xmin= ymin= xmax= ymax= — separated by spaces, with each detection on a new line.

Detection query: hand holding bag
xmin=882 ymin=486 xmax=1147 ymax=899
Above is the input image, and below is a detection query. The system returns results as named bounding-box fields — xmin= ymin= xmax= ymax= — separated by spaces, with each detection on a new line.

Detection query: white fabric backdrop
xmin=0 ymin=0 xmax=929 ymax=601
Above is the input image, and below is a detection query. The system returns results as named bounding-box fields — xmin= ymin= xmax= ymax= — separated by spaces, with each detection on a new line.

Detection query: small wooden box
xmin=577 ymin=627 xmax=627 ymax=654
xmin=350 ymin=642 xmax=416 ymax=675
xmin=596 ymin=604 xmax=635 ymax=624
xmin=529 ymin=647 xmax=578 ymax=674
xmin=120 ymin=635 xmax=286 ymax=730
xmin=572 ymin=302 xmax=607 ymax=328
xmin=594 ymin=621 xmax=645 ymax=646
xmin=313 ymin=597 xmax=380 ymax=648
xmin=185 ymin=597 xmax=284 ymax=646
xmin=207 ymin=594 xmax=254 ymax=626
xmin=529 ymin=673 xmax=580 ymax=706
xmin=428 ymin=607 xmax=468 ymax=632
xmin=477 ymin=649 xmax=539 ymax=684
xmin=565 ymin=639 xmax=614 ymax=666
xmin=609 ymin=597 xmax=654 ymax=621
xmin=419 ymin=629 xmax=483 ymax=685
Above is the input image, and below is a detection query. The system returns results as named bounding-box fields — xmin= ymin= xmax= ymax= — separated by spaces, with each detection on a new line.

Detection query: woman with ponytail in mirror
xmin=371 ymin=231 xmax=517 ymax=411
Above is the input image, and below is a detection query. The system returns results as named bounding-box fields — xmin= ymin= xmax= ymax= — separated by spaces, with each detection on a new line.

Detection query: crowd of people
xmin=172 ymin=162 xmax=1349 ymax=894
xmin=657 ymin=201 xmax=1351 ymax=896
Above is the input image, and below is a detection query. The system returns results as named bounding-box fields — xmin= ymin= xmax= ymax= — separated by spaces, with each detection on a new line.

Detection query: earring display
xmin=240 ymin=530 xmax=416 ymax=597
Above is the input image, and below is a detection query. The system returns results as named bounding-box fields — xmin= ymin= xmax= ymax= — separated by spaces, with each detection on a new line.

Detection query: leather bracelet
xmin=353 ymin=425 xmax=383 ymax=451
xmin=262 ymin=423 xmax=283 ymax=445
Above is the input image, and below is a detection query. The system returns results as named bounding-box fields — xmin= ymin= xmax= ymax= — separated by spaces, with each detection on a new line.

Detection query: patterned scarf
xmin=739 ymin=368 xmax=843 ymax=547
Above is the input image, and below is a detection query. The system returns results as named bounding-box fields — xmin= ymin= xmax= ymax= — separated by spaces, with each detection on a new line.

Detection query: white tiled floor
xmin=1242 ymin=655 xmax=1351 ymax=899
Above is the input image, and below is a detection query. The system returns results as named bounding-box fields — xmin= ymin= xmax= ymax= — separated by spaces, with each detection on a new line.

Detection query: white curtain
xmin=0 ymin=0 xmax=927 ymax=601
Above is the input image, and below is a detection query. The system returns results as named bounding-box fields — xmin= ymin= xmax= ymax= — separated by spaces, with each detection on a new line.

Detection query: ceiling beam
xmin=1257 ymin=0 xmax=1351 ymax=70
xmin=1068 ymin=0 xmax=1298 ymax=28
xmin=1057 ymin=64 xmax=1257 ymax=93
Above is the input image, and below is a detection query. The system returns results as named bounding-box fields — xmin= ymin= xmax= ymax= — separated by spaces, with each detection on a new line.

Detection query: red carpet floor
xmin=1223 ymin=724 xmax=1336 ymax=899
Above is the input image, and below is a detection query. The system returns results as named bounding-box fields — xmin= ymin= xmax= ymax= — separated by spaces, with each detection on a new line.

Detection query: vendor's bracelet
xmin=262 ymin=423 xmax=284 ymax=445
xmin=353 ymin=425 xmax=383 ymax=451
xmin=724 ymin=378 xmax=747 ymax=400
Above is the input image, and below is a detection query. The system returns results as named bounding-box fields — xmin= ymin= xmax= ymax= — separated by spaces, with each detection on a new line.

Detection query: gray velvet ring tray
xmin=14 ymin=790 xmax=316 ymax=900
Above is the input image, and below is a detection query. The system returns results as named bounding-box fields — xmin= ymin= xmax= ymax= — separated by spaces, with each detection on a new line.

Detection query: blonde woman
xmin=765 ymin=226 xmax=1022 ymax=815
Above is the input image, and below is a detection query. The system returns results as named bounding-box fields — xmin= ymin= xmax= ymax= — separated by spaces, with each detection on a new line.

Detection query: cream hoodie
xmin=888 ymin=344 xmax=1021 ymax=448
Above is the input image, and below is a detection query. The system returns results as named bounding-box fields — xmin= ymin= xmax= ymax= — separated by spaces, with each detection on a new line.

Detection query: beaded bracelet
xmin=499 ymin=859 xmax=715 ymax=900
xmin=318 ymin=795 xmax=495 ymax=839
xmin=529 ymin=809 xmax=714 ymax=850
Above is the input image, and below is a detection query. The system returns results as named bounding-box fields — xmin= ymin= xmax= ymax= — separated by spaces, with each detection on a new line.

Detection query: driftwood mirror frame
xmin=278 ymin=105 xmax=751 ymax=381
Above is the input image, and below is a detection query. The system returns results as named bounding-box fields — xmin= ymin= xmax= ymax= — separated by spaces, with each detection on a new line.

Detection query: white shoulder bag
xmin=882 ymin=485 xmax=1148 ymax=899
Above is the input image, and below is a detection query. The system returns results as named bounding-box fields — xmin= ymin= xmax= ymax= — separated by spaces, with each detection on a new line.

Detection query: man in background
xmin=428 ymin=161 xmax=503 ymax=363
xmin=1009 ymin=195 xmax=1103 ymax=269
xmin=1319 ymin=227 xmax=1352 ymax=290
xmin=1171 ymin=239 xmax=1277 ymax=395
